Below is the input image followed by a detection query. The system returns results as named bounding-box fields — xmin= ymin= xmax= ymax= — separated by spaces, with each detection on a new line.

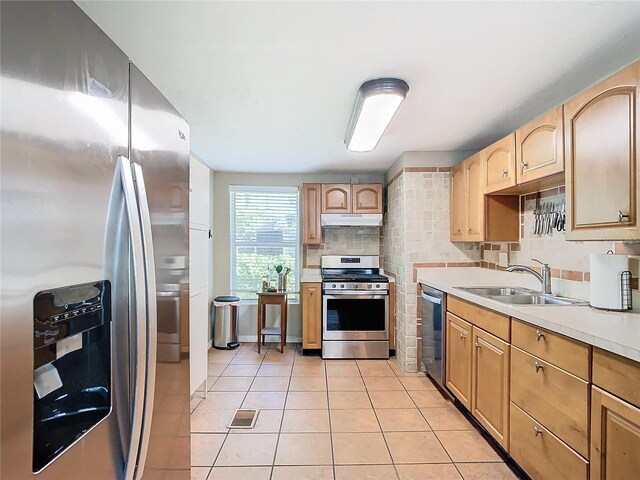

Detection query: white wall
xmin=212 ymin=171 xmax=384 ymax=341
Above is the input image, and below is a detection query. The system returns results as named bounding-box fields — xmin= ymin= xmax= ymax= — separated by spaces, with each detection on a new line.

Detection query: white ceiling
xmin=77 ymin=1 xmax=640 ymax=173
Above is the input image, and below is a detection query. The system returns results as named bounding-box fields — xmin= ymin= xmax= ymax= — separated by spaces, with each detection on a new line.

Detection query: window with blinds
xmin=230 ymin=186 xmax=300 ymax=302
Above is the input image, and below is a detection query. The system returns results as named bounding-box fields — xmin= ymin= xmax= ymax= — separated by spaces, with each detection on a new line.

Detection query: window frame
xmin=229 ymin=185 xmax=301 ymax=304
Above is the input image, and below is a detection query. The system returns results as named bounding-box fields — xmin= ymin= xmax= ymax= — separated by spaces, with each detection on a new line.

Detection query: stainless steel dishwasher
xmin=421 ymin=285 xmax=447 ymax=390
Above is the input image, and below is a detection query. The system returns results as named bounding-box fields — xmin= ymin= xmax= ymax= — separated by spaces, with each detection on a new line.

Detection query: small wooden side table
xmin=256 ymin=291 xmax=288 ymax=353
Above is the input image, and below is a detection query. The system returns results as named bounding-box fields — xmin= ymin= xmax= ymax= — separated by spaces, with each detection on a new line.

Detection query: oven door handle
xmin=323 ymin=294 xmax=388 ymax=300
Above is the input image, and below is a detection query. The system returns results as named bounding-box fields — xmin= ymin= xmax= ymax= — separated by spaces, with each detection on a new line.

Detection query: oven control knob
xmin=340 ymin=284 xmax=344 ymax=288
xmin=376 ymin=284 xmax=380 ymax=288
xmin=332 ymin=284 xmax=336 ymax=288
xmin=367 ymin=284 xmax=372 ymax=289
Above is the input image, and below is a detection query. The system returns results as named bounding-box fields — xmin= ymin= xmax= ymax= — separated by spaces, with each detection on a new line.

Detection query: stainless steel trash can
xmin=212 ymin=296 xmax=240 ymax=350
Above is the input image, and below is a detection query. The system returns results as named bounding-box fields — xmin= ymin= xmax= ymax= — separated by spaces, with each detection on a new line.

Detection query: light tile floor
xmin=190 ymin=343 xmax=521 ymax=480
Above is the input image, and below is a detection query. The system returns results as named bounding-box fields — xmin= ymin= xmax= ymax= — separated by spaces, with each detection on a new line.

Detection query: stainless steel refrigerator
xmin=1 ymin=2 xmax=191 ymax=479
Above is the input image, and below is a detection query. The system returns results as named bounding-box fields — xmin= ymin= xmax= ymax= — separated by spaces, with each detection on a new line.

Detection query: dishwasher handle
xmin=421 ymin=286 xmax=444 ymax=305
xmin=421 ymin=292 xmax=442 ymax=305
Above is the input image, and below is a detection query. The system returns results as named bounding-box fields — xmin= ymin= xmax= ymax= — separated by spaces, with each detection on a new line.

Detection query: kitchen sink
xmin=456 ymin=286 xmax=588 ymax=306
xmin=457 ymin=287 xmax=532 ymax=297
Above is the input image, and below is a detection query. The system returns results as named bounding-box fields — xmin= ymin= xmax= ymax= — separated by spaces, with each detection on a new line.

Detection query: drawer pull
xmin=535 ymin=330 xmax=545 ymax=341
xmin=534 ymin=425 xmax=543 ymax=437
xmin=534 ymin=361 xmax=544 ymax=373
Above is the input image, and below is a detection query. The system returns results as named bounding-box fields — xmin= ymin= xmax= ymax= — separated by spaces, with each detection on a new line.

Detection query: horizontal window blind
xmin=230 ymin=186 xmax=299 ymax=302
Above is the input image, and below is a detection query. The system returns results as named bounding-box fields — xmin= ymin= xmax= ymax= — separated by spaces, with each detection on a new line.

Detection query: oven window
xmin=326 ymin=298 xmax=386 ymax=332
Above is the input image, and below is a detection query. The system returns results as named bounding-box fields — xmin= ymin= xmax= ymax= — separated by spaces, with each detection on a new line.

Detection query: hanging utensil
xmin=534 ymin=197 xmax=541 ymax=235
xmin=557 ymin=200 xmax=566 ymax=232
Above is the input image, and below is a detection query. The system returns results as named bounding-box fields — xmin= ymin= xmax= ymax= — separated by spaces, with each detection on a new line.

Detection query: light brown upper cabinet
xmin=302 ymin=183 xmax=322 ymax=245
xmin=515 ymin=106 xmax=565 ymax=185
xmin=465 ymin=153 xmax=485 ymax=241
xmin=450 ymin=162 xmax=467 ymax=241
xmin=352 ymin=184 xmax=383 ymax=213
xmin=321 ymin=184 xmax=351 ymax=213
xmin=450 ymin=154 xmax=519 ymax=243
xmin=483 ymin=134 xmax=517 ymax=193
xmin=564 ymin=60 xmax=639 ymax=240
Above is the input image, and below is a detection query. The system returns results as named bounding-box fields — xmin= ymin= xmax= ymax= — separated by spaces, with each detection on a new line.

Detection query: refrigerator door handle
xmin=131 ymin=162 xmax=158 ymax=478
xmin=119 ymin=156 xmax=148 ymax=480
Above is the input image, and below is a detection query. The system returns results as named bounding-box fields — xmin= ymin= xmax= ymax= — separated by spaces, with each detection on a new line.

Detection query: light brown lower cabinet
xmin=510 ymin=402 xmax=588 ymax=480
xmin=471 ymin=327 xmax=510 ymax=450
xmin=510 ymin=345 xmax=590 ymax=458
xmin=445 ymin=312 xmax=472 ymax=409
xmin=301 ymin=283 xmax=322 ymax=349
xmin=590 ymin=386 xmax=640 ymax=480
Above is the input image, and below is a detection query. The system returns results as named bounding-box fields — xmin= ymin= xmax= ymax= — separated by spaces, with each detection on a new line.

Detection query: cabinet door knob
xmin=475 ymin=341 xmax=481 ymax=349
xmin=618 ymin=210 xmax=631 ymax=222
xmin=460 ymin=333 xmax=466 ymax=340
xmin=521 ymin=160 xmax=528 ymax=171
xmin=456 ymin=228 xmax=461 ymax=233
xmin=310 ymin=233 xmax=315 ymax=239
xmin=340 ymin=202 xmax=344 ymax=207
xmin=501 ymin=169 xmax=508 ymax=177
xmin=534 ymin=361 xmax=544 ymax=373
xmin=359 ymin=202 xmax=363 ymax=207
xmin=534 ymin=426 xmax=543 ymax=437
xmin=467 ymin=228 xmax=472 ymax=233
xmin=536 ymin=330 xmax=545 ymax=341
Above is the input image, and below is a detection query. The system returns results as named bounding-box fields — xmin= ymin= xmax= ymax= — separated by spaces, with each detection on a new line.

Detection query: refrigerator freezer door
xmin=130 ymin=64 xmax=191 ymax=478
xmin=1 ymin=2 xmax=130 ymax=479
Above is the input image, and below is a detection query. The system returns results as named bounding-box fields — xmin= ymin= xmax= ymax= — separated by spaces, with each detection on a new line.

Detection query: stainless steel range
xmin=321 ymin=255 xmax=390 ymax=359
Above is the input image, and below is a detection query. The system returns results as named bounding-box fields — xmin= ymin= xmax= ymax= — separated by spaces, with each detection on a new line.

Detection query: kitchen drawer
xmin=512 ymin=319 xmax=590 ymax=380
xmin=511 ymin=346 xmax=589 ymax=458
xmin=593 ymin=348 xmax=640 ymax=408
xmin=448 ymin=296 xmax=510 ymax=342
xmin=510 ymin=402 xmax=588 ymax=480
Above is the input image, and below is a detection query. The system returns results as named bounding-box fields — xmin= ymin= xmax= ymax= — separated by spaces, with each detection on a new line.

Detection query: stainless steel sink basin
xmin=458 ymin=287 xmax=532 ymax=297
xmin=491 ymin=294 xmax=586 ymax=305
xmin=456 ymin=286 xmax=588 ymax=306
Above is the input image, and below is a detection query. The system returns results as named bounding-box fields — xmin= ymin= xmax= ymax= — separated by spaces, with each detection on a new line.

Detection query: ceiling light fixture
xmin=344 ymin=78 xmax=409 ymax=152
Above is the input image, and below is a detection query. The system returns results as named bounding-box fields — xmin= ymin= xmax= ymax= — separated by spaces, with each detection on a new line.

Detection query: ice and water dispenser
xmin=32 ymin=281 xmax=111 ymax=472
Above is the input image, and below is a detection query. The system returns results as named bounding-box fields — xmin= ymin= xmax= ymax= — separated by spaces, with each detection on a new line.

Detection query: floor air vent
xmin=228 ymin=409 xmax=259 ymax=429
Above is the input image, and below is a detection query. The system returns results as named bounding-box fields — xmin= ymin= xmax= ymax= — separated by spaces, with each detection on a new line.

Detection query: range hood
xmin=321 ymin=213 xmax=383 ymax=228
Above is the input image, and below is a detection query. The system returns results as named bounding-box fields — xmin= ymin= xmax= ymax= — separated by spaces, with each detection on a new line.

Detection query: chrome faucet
xmin=507 ymin=259 xmax=552 ymax=294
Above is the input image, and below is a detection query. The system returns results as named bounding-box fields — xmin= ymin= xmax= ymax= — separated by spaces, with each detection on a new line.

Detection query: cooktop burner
xmin=321 ymin=273 xmax=389 ymax=283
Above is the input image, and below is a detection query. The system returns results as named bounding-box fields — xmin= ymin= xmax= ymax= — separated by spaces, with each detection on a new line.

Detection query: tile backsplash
xmin=303 ymin=227 xmax=383 ymax=268
xmin=481 ymin=186 xmax=639 ymax=290
xmin=384 ymin=168 xmax=480 ymax=373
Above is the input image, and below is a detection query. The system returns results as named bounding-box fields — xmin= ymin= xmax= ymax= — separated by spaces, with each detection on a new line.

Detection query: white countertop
xmin=418 ymin=267 xmax=640 ymax=362
xmin=300 ymin=269 xmax=322 ymax=283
